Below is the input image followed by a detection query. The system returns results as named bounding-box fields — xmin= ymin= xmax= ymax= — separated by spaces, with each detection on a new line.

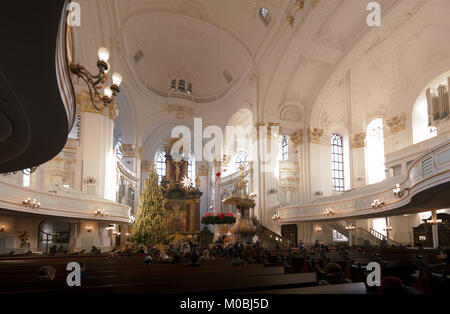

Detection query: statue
xmin=175 ymin=162 xmax=182 ymax=182
xmin=195 ymin=177 xmax=201 ymax=189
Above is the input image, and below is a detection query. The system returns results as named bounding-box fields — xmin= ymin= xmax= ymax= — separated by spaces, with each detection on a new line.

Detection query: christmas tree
xmin=132 ymin=164 xmax=169 ymax=246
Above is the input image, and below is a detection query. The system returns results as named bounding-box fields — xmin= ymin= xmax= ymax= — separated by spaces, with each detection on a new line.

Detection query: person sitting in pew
xmin=79 ymin=261 xmax=93 ymax=279
xmin=108 ymin=249 xmax=120 ymax=259
xmin=170 ymin=251 xmax=182 ymax=264
xmin=137 ymin=244 xmax=145 ymax=254
xmin=49 ymin=244 xmax=57 ymax=255
xmin=144 ymin=254 xmax=153 ymax=266
xmin=36 ymin=266 xmax=56 ymax=281
xmin=199 ymin=249 xmax=215 ymax=261
xmin=186 ymin=249 xmax=200 ymax=267
xmin=242 ymin=243 xmax=256 ymax=264
xmin=231 ymin=252 xmax=246 ymax=266
xmin=379 ymin=276 xmax=421 ymax=294
xmin=318 ymin=263 xmax=352 ymax=286
xmin=181 ymin=243 xmax=191 ymax=258
xmin=91 ymin=245 xmax=101 ymax=255
xmin=158 ymin=249 xmax=172 ymax=263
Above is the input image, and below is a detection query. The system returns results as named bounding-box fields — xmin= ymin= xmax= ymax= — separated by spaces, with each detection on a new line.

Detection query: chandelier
xmin=23 ymin=197 xmax=40 ymax=209
xmin=371 ymin=199 xmax=385 ymax=209
xmin=393 ymin=184 xmax=407 ymax=198
xmin=70 ymin=47 xmax=122 ymax=111
xmin=92 ymin=209 xmax=108 ymax=218
xmin=346 ymin=225 xmax=356 ymax=231
xmin=272 ymin=212 xmax=280 ymax=222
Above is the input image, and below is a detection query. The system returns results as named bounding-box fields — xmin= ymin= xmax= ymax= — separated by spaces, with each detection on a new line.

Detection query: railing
xmin=370 ymin=228 xmax=385 ymax=242
xmin=0 ymin=181 xmax=130 ymax=223
xmin=279 ymin=139 xmax=450 ymax=223
xmin=327 ymin=221 xmax=401 ymax=247
xmin=146 ymin=81 xmax=239 ymax=104
xmin=258 ymin=224 xmax=296 ymax=248
xmin=369 ymin=228 xmax=402 ymax=246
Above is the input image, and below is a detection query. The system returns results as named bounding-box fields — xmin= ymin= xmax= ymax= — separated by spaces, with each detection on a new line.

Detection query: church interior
xmin=1 ymin=0 xmax=450 ymax=298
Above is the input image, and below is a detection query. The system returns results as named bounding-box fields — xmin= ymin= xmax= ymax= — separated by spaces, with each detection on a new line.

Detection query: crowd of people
xmin=32 ymin=235 xmax=450 ymax=294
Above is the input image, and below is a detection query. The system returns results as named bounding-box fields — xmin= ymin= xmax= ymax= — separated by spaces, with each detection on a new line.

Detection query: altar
xmin=161 ymin=152 xmax=202 ymax=238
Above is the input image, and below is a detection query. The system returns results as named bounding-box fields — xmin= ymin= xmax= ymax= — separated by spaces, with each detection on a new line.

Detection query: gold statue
xmin=161 ymin=135 xmax=182 ymax=154
xmin=175 ymin=161 xmax=182 ymax=182
xmin=195 ymin=177 xmax=201 ymax=189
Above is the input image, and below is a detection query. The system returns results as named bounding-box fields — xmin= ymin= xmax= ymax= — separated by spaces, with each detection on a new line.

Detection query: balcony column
xmin=348 ymin=230 xmax=353 ymax=247
xmin=213 ymin=161 xmax=222 ymax=213
xmin=385 ymin=217 xmax=391 ymax=239
xmin=431 ymin=210 xmax=439 ymax=248
xmin=197 ymin=162 xmax=209 ymax=229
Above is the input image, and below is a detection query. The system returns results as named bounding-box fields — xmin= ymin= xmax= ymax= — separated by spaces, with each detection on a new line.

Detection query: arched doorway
xmin=38 ymin=220 xmax=71 ymax=253
xmin=281 ymin=224 xmax=298 ymax=246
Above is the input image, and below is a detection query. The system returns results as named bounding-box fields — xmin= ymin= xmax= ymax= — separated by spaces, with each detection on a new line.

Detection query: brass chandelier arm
xmin=79 ymin=74 xmax=109 ymax=111
xmin=68 ymin=47 xmax=121 ymax=112
xmin=70 ymin=64 xmax=105 ymax=86
xmin=70 ymin=63 xmax=111 ymax=110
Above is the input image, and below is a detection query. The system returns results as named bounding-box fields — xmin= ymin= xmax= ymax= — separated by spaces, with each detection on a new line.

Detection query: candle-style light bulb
xmin=98 ymin=47 xmax=110 ymax=63
xmin=112 ymin=73 xmax=122 ymax=87
xmin=104 ymin=86 xmax=113 ymax=99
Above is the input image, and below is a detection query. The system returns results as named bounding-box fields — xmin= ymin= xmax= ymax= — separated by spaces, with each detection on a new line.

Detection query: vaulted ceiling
xmin=72 ymin=0 xmax=450 ymax=149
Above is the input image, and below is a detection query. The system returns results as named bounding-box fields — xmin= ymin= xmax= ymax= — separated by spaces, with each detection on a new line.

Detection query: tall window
xmin=178 ymin=80 xmax=185 ymax=93
xmin=333 ymin=229 xmax=348 ymax=242
xmin=412 ymin=71 xmax=450 ymax=144
xmin=185 ymin=155 xmax=196 ymax=179
xmin=235 ymin=150 xmax=248 ymax=169
xmin=331 ymin=134 xmax=344 ymax=192
xmin=156 ymin=151 xmax=166 ymax=183
xmin=259 ymin=8 xmax=272 ymax=26
xmin=279 ymin=135 xmax=289 ymax=162
xmin=23 ymin=173 xmax=30 ymax=188
xmin=366 ymin=119 xmax=385 ymax=184
xmin=372 ymin=218 xmax=387 ymax=237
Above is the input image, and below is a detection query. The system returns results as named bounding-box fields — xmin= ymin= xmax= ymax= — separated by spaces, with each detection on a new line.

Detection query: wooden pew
xmin=247 ymin=282 xmax=368 ymax=294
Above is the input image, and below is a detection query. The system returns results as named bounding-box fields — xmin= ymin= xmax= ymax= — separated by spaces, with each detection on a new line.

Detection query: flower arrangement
xmin=201 ymin=212 xmax=236 ymax=225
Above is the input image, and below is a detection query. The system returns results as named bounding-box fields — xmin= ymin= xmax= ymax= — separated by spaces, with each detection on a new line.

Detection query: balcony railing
xmin=0 ymin=181 xmax=130 ymax=223
xmin=279 ymin=139 xmax=450 ymax=223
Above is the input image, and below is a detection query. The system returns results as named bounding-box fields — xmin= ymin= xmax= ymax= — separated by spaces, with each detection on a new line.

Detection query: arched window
xmin=155 ymin=151 xmax=166 ymax=183
xmin=259 ymin=8 xmax=271 ymax=26
xmin=366 ymin=119 xmax=385 ymax=184
xmin=331 ymin=134 xmax=344 ymax=192
xmin=235 ymin=150 xmax=248 ymax=169
xmin=279 ymin=135 xmax=289 ymax=162
xmin=413 ymin=97 xmax=437 ymax=144
xmin=23 ymin=173 xmax=30 ymax=188
xmin=372 ymin=218 xmax=387 ymax=237
xmin=178 ymin=80 xmax=186 ymax=93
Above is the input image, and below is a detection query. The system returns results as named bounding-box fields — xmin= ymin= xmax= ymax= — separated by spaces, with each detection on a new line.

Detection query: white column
xmin=348 ymin=231 xmax=353 ymax=247
xmin=213 ymin=161 xmax=222 ymax=213
xmin=432 ymin=210 xmax=439 ymax=248
xmin=198 ymin=162 xmax=209 ymax=230
xmin=385 ymin=217 xmax=391 ymax=239
xmin=78 ymin=95 xmax=116 ymax=200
